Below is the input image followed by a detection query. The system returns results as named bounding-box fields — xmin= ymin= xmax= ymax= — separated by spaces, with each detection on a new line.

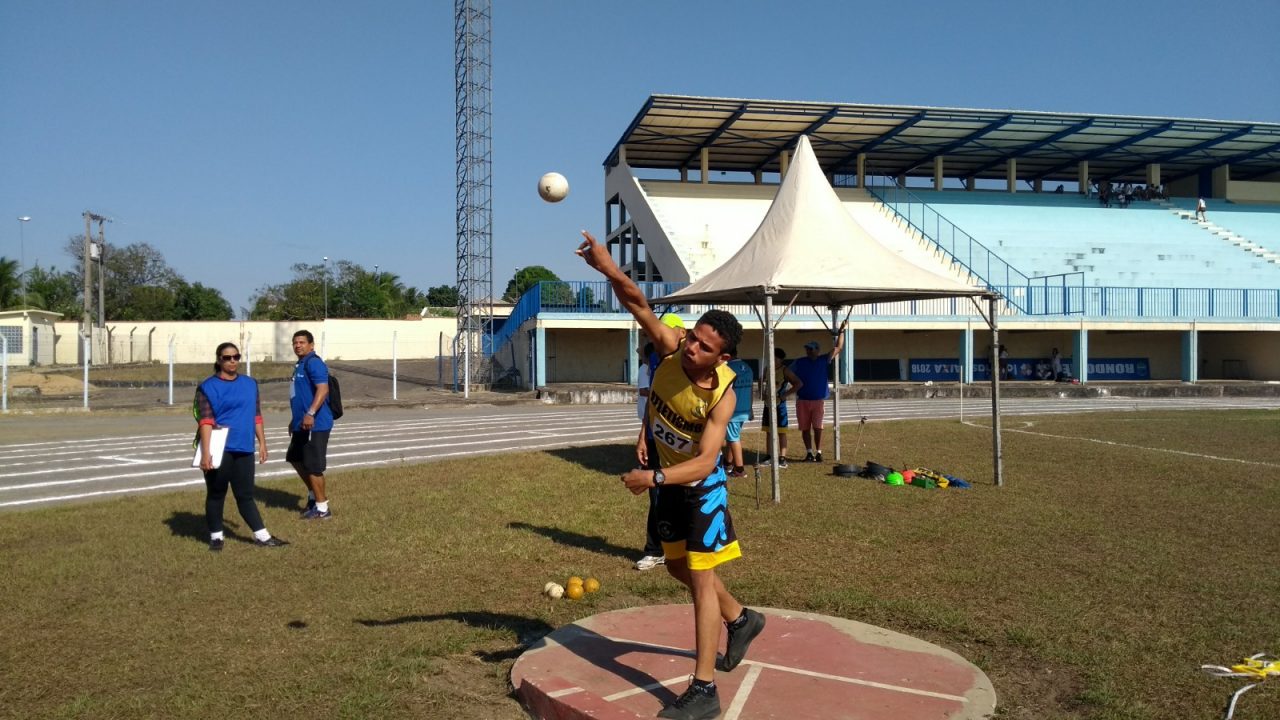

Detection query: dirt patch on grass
xmin=9 ymin=371 xmax=87 ymax=396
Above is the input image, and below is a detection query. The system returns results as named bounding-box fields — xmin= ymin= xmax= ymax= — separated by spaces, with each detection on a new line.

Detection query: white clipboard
xmin=192 ymin=427 xmax=230 ymax=469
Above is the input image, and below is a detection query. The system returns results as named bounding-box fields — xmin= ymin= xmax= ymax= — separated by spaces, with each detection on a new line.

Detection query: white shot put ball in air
xmin=538 ymin=172 xmax=569 ymax=203
xmin=547 ymin=583 xmax=565 ymax=599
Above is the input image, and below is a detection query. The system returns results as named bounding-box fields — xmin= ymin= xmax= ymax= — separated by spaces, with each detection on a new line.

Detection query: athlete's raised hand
xmin=576 ymin=230 xmax=616 ymax=276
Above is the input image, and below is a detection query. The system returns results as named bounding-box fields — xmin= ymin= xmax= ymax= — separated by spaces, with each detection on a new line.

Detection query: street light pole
xmin=17 ymin=217 xmax=31 ymax=308
xmin=322 ymin=256 xmax=329 ymax=320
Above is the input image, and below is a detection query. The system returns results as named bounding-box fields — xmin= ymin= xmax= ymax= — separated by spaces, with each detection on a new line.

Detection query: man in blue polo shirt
xmin=789 ymin=323 xmax=846 ymax=463
xmin=288 ymin=330 xmax=334 ymax=519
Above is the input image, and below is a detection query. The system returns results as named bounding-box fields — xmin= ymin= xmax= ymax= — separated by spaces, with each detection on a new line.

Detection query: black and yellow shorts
xmin=655 ymin=466 xmax=741 ymax=570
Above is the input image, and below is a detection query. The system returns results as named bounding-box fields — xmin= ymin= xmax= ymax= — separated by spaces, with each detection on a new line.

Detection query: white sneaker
xmin=635 ymin=555 xmax=665 ymax=571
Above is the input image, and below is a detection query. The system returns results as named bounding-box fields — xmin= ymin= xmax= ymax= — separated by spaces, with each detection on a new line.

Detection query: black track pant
xmin=204 ymin=451 xmax=265 ymax=535
xmin=642 ymin=433 xmax=663 ymax=556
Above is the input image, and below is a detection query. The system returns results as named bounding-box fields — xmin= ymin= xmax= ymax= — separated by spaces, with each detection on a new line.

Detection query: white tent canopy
xmin=652 ymin=135 xmax=1003 ymax=500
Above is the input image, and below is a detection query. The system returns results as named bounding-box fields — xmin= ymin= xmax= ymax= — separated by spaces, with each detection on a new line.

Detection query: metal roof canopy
xmin=605 ymin=95 xmax=1280 ymax=184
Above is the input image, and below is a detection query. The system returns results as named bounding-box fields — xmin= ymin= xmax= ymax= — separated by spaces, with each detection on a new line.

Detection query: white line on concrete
xmin=546 ymin=687 xmax=585 ymax=699
xmin=596 ymin=632 xmax=969 ymax=704
xmin=722 ymin=664 xmax=763 ymax=720
xmin=601 ymin=675 xmax=690 ymax=702
xmin=745 ymin=659 xmax=969 ymax=703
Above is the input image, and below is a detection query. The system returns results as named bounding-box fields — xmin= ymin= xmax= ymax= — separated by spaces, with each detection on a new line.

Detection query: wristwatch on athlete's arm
xmin=652 ymin=469 xmax=666 ymax=487
xmin=306 ymin=409 xmax=316 ymax=417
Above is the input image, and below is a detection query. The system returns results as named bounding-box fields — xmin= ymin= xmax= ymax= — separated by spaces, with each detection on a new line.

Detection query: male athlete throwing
xmin=577 ymin=231 xmax=765 ymax=720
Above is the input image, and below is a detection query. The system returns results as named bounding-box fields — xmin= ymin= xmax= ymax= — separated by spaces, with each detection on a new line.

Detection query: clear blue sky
xmin=2 ymin=0 xmax=1277 ymax=314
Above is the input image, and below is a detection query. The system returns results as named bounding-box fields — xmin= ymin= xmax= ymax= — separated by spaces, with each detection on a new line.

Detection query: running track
xmin=2 ymin=396 xmax=1278 ymax=509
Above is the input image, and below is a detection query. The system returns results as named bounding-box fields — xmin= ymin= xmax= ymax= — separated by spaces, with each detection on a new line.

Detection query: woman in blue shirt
xmin=195 ymin=342 xmax=287 ymax=551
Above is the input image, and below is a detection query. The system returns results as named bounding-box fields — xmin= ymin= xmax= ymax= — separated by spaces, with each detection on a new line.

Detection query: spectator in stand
xmin=1051 ymin=348 xmax=1064 ymax=382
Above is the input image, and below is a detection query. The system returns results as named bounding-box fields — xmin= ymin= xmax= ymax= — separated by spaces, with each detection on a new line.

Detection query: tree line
xmin=0 ymin=237 xmax=543 ymax=321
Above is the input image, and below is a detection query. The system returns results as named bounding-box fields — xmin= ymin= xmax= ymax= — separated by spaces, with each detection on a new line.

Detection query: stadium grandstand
xmin=490 ymin=95 xmax=1280 ymax=389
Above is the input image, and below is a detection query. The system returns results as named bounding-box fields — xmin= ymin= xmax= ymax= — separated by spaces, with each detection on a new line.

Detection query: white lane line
xmin=0 ymin=425 xmax=636 ymax=493
xmin=1004 ymin=425 xmax=1280 ymax=468
xmin=98 ymin=456 xmax=156 ymax=465
xmin=0 ymin=418 xmax=643 ymax=481
xmin=0 ymin=435 xmax=636 ymax=508
xmin=722 ymin=664 xmax=763 ymax=720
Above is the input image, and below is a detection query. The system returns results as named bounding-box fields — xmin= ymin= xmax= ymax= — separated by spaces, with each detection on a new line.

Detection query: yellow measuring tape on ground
xmin=1201 ymin=653 xmax=1279 ymax=719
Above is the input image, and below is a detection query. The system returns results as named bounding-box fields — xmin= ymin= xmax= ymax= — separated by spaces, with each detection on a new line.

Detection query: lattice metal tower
xmin=454 ymin=0 xmax=493 ymax=394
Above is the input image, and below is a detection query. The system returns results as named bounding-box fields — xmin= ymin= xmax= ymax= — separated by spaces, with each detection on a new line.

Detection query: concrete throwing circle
xmin=512 ymin=604 xmax=995 ymax=719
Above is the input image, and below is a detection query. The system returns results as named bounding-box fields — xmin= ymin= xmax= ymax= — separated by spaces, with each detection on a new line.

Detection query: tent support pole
xmin=751 ymin=307 xmax=766 ymax=510
xmin=765 ymin=293 xmax=781 ymax=503
xmin=989 ymin=296 xmax=1004 ymax=487
xmin=830 ymin=305 xmax=841 ymax=463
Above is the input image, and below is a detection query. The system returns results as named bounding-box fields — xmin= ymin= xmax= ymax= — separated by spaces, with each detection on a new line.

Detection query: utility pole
xmin=82 ymin=213 xmax=93 ymax=335
xmin=82 ymin=211 xmax=110 ymax=331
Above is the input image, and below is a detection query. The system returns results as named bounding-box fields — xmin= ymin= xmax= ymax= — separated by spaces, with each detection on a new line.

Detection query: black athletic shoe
xmin=657 ymin=681 xmax=720 ymax=720
xmin=209 ymin=538 xmax=224 ymax=553
xmin=815 ymin=452 xmax=823 ymax=463
xmin=254 ymin=536 xmax=289 ymax=548
xmin=803 ymin=451 xmax=816 ymax=462
xmin=717 ymin=608 xmax=766 ymax=672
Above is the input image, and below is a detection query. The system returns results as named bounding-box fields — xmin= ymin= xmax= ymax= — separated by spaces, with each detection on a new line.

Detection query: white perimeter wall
xmin=49 ymin=318 xmax=458 ymax=366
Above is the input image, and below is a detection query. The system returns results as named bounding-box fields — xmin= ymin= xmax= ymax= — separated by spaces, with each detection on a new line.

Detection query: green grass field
xmin=2 ymin=410 xmax=1278 ymax=719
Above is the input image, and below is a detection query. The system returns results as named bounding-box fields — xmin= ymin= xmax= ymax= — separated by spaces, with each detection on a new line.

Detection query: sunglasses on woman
xmin=220 ymin=354 xmax=241 ymax=361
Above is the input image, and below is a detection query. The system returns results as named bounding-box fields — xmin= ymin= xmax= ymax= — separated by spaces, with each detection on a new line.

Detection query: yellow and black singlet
xmin=646 ymin=351 xmax=736 ymax=480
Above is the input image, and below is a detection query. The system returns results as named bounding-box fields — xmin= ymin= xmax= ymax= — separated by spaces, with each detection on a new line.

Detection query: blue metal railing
xmin=489 ymin=280 xmax=1280 ymax=353
xmin=864 ymin=175 xmax=1084 ymax=314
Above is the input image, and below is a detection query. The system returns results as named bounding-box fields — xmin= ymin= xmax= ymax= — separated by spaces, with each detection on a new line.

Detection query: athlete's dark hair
xmin=214 ymin=342 xmax=239 ymax=373
xmin=293 ymin=329 xmax=314 ymax=343
xmin=696 ymin=309 xmax=742 ymax=357
xmin=774 ymin=347 xmax=787 ymax=360
xmin=642 ymin=342 xmax=655 ymax=357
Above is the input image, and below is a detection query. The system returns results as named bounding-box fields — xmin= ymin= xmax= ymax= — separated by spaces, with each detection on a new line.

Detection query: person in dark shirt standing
xmin=288 ymin=330 xmax=334 ymax=520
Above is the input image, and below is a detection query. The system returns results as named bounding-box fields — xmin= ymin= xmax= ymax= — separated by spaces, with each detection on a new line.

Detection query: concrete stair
xmin=1160 ymin=200 xmax=1280 ymax=265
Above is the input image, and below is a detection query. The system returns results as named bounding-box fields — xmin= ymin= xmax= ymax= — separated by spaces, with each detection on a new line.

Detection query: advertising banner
xmin=908 ymin=357 xmax=1150 ymax=381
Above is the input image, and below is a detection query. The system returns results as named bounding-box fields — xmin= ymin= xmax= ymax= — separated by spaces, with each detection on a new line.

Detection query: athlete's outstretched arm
xmin=576 ymin=231 xmax=681 ymax=356
xmin=622 ymin=388 xmax=735 ymax=493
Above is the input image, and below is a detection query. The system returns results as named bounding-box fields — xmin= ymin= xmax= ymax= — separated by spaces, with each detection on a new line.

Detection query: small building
xmin=0 ymin=310 xmax=62 ymax=366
